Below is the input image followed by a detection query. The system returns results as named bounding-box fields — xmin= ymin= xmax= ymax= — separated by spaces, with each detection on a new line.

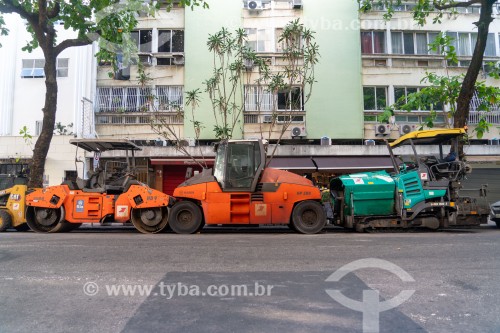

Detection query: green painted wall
xmin=303 ymin=0 xmax=364 ymax=139
xmin=185 ymin=1 xmax=363 ymax=140
xmin=184 ymin=2 xmax=243 ymax=139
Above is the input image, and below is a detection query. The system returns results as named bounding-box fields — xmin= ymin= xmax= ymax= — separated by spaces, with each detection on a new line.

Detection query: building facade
xmin=1 ymin=1 xmax=499 ymax=190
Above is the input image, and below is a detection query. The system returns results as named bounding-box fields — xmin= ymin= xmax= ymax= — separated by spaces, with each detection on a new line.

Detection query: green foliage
xmin=54 ymin=122 xmax=73 ymax=135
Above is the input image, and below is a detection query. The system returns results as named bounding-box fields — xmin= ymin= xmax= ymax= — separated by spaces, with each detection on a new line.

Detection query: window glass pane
xmin=376 ymin=87 xmax=386 ymax=110
xmin=34 ymin=59 xmax=45 ymax=68
xmin=32 ymin=69 xmax=45 ymax=77
xmin=458 ymin=32 xmax=471 ymax=56
xmin=290 ymin=87 xmax=303 ymax=110
xmin=428 ymin=32 xmax=439 ymax=55
xmin=407 ymin=116 xmax=419 ymax=122
xmin=485 ymin=33 xmax=496 ymax=56
xmin=257 ymin=29 xmax=267 ymax=52
xmin=139 ymin=30 xmax=152 ymax=52
xmin=111 ymin=87 xmax=124 ymax=110
xmin=394 ymin=87 xmax=406 ymax=104
xmin=246 ymin=28 xmax=258 ymax=52
xmin=407 ymin=87 xmax=418 ymax=94
xmin=57 ymin=69 xmax=68 ymax=77
xmin=363 ymin=87 xmax=375 ymax=110
xmin=403 ymin=33 xmax=414 ymax=54
xmin=277 ymin=91 xmax=287 ymax=110
xmin=125 ymin=87 xmax=138 ymax=111
xmin=416 ymin=33 xmax=428 ymax=54
xmin=470 ymin=33 xmax=477 ymax=55
xmin=131 ymin=31 xmax=139 ymax=49
xmin=391 ymin=32 xmax=403 ymax=54
xmin=361 ymin=32 xmax=373 ymax=54
xmin=158 ymin=30 xmax=172 ymax=52
xmin=446 ymin=32 xmax=458 ymax=53
xmin=373 ymin=31 xmax=386 ymax=53
xmin=57 ymin=58 xmax=69 ymax=67
xmin=22 ymin=59 xmax=33 ymax=68
xmin=172 ymin=30 xmax=184 ymax=52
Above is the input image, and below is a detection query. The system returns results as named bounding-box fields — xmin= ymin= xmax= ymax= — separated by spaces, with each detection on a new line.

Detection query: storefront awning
xmin=151 ymin=158 xmax=214 ymax=166
xmin=267 ymin=157 xmax=316 ymax=172
xmin=313 ymin=156 xmax=394 ymax=172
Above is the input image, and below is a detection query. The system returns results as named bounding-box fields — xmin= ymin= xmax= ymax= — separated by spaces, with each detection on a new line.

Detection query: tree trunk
xmin=28 ymin=52 xmax=58 ymax=188
xmin=454 ymin=0 xmax=495 ymax=157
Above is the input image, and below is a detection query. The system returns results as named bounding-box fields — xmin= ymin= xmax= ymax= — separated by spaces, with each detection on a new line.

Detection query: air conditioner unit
xmin=139 ymin=54 xmax=153 ymax=66
xmin=293 ymin=0 xmax=303 ymax=9
xmin=172 ymin=54 xmax=184 ymax=65
xmin=399 ymin=124 xmax=417 ymax=136
xmin=374 ymin=124 xmax=390 ymax=136
xmin=291 ymin=126 xmax=307 ymax=138
xmin=263 ymin=115 xmax=273 ymax=123
xmin=247 ymin=0 xmax=263 ymax=10
xmin=244 ymin=58 xmax=255 ymax=71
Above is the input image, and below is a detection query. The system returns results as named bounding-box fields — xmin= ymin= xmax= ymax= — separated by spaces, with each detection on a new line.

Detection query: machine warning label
xmin=254 ymin=204 xmax=267 ymax=217
xmin=12 ymin=203 xmax=20 ymax=211
xmin=76 ymin=200 xmax=85 ymax=212
xmin=352 ymin=178 xmax=364 ymax=185
xmin=116 ymin=206 xmax=128 ymax=217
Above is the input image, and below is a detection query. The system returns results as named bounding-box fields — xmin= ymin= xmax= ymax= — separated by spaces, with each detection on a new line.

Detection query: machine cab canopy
xmin=213 ymin=140 xmax=266 ymax=192
xmin=69 ymin=139 xmax=141 ymax=152
xmin=389 ymin=128 xmax=465 ymax=149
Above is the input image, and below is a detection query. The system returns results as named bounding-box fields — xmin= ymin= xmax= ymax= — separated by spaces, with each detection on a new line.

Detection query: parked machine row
xmin=0 ymin=129 xmax=494 ymax=234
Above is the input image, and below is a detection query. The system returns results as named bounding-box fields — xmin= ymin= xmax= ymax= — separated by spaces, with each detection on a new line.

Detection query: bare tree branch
xmin=55 ymin=37 xmax=92 ymax=55
xmin=433 ymin=0 xmax=481 ymax=10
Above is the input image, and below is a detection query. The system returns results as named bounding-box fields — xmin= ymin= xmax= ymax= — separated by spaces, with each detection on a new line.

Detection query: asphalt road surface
xmin=1 ymin=224 xmax=500 ymax=333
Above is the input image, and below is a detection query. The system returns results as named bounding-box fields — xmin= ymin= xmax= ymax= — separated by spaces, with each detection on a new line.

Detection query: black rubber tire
xmin=0 ymin=209 xmax=13 ymax=232
xmin=14 ymin=223 xmax=30 ymax=232
xmin=168 ymin=201 xmax=203 ymax=234
xmin=291 ymin=200 xmax=326 ymax=234
xmin=131 ymin=207 xmax=169 ymax=234
xmin=26 ymin=207 xmax=65 ymax=233
xmin=494 ymin=219 xmax=500 ymax=228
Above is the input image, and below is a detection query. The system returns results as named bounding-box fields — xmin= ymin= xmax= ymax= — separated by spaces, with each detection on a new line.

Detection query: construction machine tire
xmin=291 ymin=201 xmax=326 ymax=234
xmin=131 ymin=207 xmax=168 ymax=234
xmin=494 ymin=219 xmax=500 ymax=228
xmin=168 ymin=201 xmax=203 ymax=234
xmin=14 ymin=223 xmax=30 ymax=232
xmin=0 ymin=209 xmax=13 ymax=232
xmin=26 ymin=207 xmax=66 ymax=233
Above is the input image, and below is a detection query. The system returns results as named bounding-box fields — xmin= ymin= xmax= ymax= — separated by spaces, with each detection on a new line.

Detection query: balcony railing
xmin=95 ymin=112 xmax=183 ymax=125
xmin=468 ymin=111 xmax=500 ymax=124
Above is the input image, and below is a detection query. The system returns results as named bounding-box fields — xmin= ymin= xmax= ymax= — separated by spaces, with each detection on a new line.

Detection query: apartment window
xmin=277 ymin=87 xmax=303 ymax=111
xmin=246 ymin=28 xmax=271 ymax=52
xmin=244 ymin=86 xmax=273 ymax=111
xmin=485 ymin=33 xmax=496 ymax=56
xmin=391 ymin=32 xmax=439 ymax=55
xmin=21 ymin=58 xmax=69 ymax=78
xmin=363 ymin=87 xmax=387 ymax=110
xmin=446 ymin=32 xmax=481 ymax=57
xmin=156 ymin=86 xmax=183 ymax=110
xmin=158 ymin=30 xmax=184 ymax=53
xmin=96 ymin=86 xmax=184 ymax=113
xmin=394 ymin=87 xmax=443 ymax=111
xmin=361 ymin=31 xmax=386 ymax=54
xmin=56 ymin=58 xmax=69 ymax=77
xmin=244 ymin=86 xmax=303 ymax=112
xmin=131 ymin=30 xmax=153 ymax=53
xmin=96 ymin=86 xmax=153 ymax=112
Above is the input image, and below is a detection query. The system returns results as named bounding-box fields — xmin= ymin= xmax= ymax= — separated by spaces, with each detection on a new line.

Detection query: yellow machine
xmin=0 ymin=175 xmax=30 ymax=231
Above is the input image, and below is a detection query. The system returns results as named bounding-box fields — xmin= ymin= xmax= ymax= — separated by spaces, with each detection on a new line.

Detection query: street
xmin=1 ymin=224 xmax=500 ymax=333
